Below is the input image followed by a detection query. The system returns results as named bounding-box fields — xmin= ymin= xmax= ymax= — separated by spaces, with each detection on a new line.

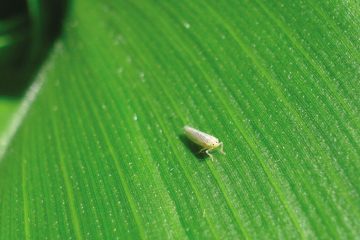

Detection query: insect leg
xmin=205 ymin=149 xmax=214 ymax=160
xmin=219 ymin=142 xmax=225 ymax=155
xmin=198 ymin=147 xmax=207 ymax=154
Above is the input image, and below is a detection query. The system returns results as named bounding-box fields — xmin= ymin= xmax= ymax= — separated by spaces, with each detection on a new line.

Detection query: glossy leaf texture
xmin=0 ymin=0 xmax=359 ymax=239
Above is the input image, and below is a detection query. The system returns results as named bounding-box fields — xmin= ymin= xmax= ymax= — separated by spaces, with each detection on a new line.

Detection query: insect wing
xmin=184 ymin=126 xmax=218 ymax=148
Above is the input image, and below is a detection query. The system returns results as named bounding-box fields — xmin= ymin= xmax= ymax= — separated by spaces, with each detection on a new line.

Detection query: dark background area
xmin=0 ymin=0 xmax=68 ymax=96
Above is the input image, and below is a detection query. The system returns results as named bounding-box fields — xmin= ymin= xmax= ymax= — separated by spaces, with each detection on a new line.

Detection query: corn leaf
xmin=0 ymin=0 xmax=359 ymax=239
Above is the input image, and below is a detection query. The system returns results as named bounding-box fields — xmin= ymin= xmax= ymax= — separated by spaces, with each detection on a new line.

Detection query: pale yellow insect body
xmin=184 ymin=125 xmax=225 ymax=159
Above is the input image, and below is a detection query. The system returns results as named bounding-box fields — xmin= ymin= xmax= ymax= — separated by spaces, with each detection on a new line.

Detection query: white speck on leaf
xmin=117 ymin=67 xmax=123 ymax=75
xmin=183 ymin=22 xmax=191 ymax=29
xmin=114 ymin=34 xmax=124 ymax=45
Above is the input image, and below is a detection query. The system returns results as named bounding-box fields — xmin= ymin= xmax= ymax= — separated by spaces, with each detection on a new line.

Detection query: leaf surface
xmin=0 ymin=0 xmax=359 ymax=239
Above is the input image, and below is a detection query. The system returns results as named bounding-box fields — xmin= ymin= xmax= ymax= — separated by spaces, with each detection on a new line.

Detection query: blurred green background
xmin=0 ymin=0 xmax=67 ymax=139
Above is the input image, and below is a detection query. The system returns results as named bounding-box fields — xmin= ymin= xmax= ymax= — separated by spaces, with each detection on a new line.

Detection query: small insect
xmin=184 ymin=125 xmax=225 ymax=159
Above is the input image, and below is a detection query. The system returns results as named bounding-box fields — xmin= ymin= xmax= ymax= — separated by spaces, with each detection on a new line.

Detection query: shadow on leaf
xmin=179 ymin=134 xmax=208 ymax=161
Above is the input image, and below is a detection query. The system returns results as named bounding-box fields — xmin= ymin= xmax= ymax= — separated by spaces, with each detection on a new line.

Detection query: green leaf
xmin=0 ymin=0 xmax=359 ymax=239
xmin=0 ymin=99 xmax=19 ymax=136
